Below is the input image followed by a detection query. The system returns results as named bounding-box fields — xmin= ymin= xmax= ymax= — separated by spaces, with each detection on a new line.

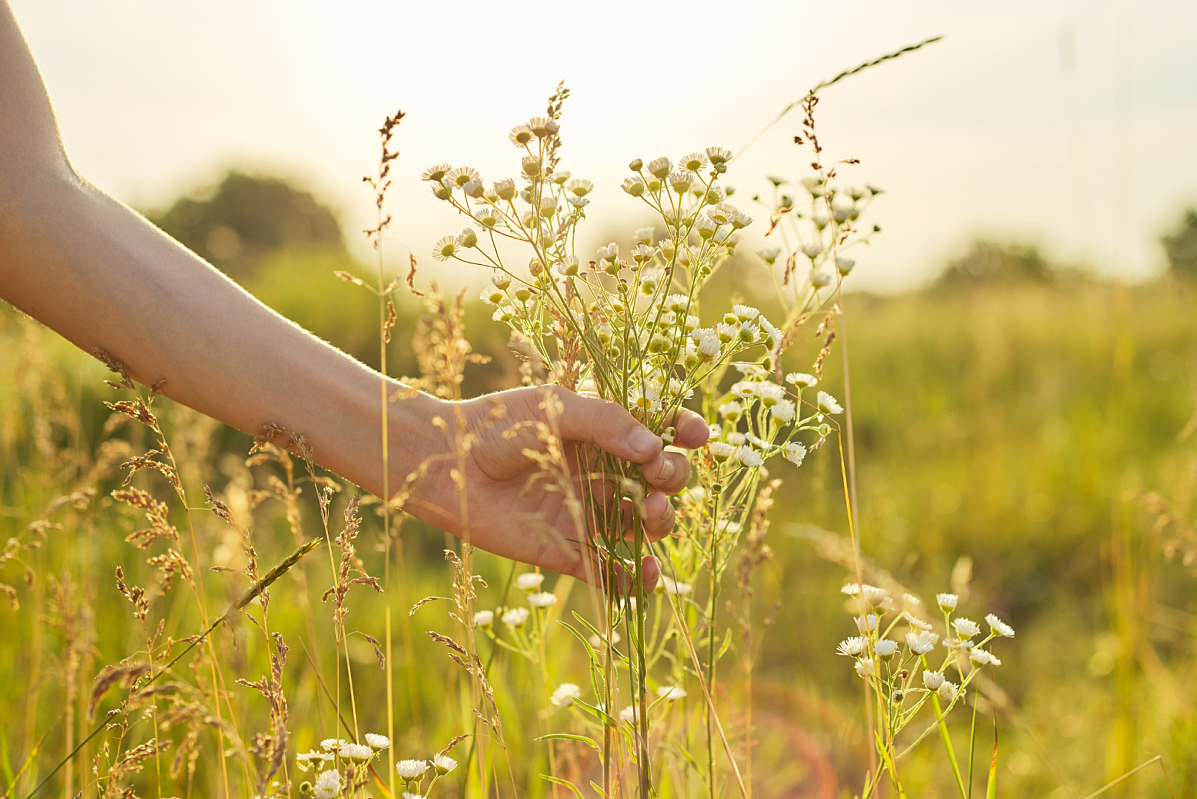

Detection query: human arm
xmin=0 ymin=1 xmax=706 ymax=584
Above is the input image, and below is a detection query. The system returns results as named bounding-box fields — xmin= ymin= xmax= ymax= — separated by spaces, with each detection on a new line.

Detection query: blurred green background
xmin=1 ymin=173 xmax=1195 ymax=799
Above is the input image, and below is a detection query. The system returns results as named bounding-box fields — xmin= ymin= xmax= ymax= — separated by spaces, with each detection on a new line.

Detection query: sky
xmin=12 ymin=0 xmax=1197 ymax=293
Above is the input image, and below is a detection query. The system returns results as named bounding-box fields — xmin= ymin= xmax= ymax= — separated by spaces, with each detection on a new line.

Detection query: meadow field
xmin=2 ymin=265 xmax=1194 ymax=798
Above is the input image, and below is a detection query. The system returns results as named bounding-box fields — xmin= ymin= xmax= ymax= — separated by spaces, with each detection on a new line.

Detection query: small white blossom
xmin=566 ymin=178 xmax=594 ymax=197
xmin=550 ymin=683 xmax=582 ymax=707
xmin=985 ymin=613 xmax=1015 ymax=637
xmin=620 ymin=705 xmax=640 ymax=724
xmin=953 ymin=618 xmax=981 ymax=639
xmin=816 ymin=391 xmax=843 ymax=415
xmin=528 ymin=592 xmax=558 ymax=609
xmin=905 ymin=630 xmax=939 ymax=655
xmin=588 ymin=631 xmax=620 ymax=647
xmin=321 ymin=739 xmax=350 ymax=752
xmin=314 ymin=769 xmax=343 ymax=799
xmin=855 ymin=657 xmax=876 ymax=679
xmin=725 ymin=431 xmax=747 ymax=446
xmin=396 ymin=759 xmax=429 ymax=780
xmin=862 ymin=585 xmax=889 ymax=605
xmin=922 ymin=670 xmax=945 ymax=691
xmin=433 ymin=754 xmax=458 ymax=775
xmin=597 ymin=242 xmax=619 ymax=262
xmin=474 ymin=609 xmax=494 ymax=628
xmin=340 ymin=743 xmax=372 ymax=762
xmin=517 ymin=573 xmax=545 ymax=591
xmin=841 ymin=583 xmax=862 ymax=596
xmin=969 ymin=648 xmax=1002 ymax=667
xmin=661 ymin=576 xmax=692 ymax=596
xmin=502 ymin=607 xmax=530 ymax=627
xmin=709 ymin=441 xmax=737 ymax=461
xmin=783 ymin=442 xmax=807 ymax=466
xmin=938 ymin=681 xmax=960 ymax=702
xmin=856 ymin=614 xmax=879 ymax=633
xmin=936 ymin=593 xmax=959 ymax=611
xmin=432 ymin=235 xmax=458 ymax=262
xmin=837 ymin=636 xmax=867 ymax=656
xmin=679 ymin=486 xmax=707 ymax=505
xmin=786 ymin=372 xmax=818 ymax=389
xmin=732 ymin=304 xmax=760 ymax=322
xmin=296 ymin=750 xmax=335 ymax=772
xmin=719 ymin=401 xmax=742 ymax=421
xmin=736 ymin=446 xmax=763 ymax=468
xmin=756 ymin=246 xmax=782 ymax=265
xmin=904 ymin=611 xmax=933 ymax=631
xmin=365 ymin=733 xmax=391 ymax=750
xmin=874 ymin=639 xmax=900 ymax=658
xmin=902 ymin=593 xmax=922 ymax=607
xmin=657 ymin=685 xmax=687 ymax=701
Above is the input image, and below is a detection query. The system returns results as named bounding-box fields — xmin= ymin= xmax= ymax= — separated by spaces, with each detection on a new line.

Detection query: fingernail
xmin=658 ymin=500 xmax=673 ymax=522
xmin=628 ymin=426 xmax=660 ymax=456
xmin=656 ymin=456 xmax=675 ymax=483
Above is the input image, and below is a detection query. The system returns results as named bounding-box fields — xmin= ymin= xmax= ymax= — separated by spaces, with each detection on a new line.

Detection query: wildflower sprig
xmin=836 ymin=583 xmax=1015 ymax=798
xmin=425 ymin=90 xmax=863 ymax=797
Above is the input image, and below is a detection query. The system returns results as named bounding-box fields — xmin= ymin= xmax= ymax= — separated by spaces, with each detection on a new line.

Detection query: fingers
xmin=548 ymin=387 xmax=701 ymax=494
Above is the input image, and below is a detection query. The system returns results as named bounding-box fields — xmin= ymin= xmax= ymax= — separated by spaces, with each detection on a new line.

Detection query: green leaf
xmin=541 ymin=775 xmax=586 ymax=799
xmin=536 ymin=733 xmax=603 ymax=758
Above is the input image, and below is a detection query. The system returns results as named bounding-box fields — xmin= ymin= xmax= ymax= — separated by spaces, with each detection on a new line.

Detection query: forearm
xmin=0 ymin=166 xmax=441 ymax=497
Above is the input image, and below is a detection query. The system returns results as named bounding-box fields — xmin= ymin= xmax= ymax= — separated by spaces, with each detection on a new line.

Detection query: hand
xmin=403 ymin=385 xmax=710 ymax=589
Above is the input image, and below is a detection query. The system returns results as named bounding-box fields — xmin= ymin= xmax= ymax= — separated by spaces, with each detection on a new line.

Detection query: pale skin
xmin=0 ymin=1 xmax=708 ymax=588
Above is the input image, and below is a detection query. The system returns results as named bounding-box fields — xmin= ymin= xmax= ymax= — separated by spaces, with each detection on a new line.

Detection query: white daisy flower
xmin=321 ymin=738 xmax=351 ymax=752
xmin=550 ymin=683 xmax=582 ymax=707
xmin=679 ymin=486 xmax=707 ymax=505
xmin=661 ymin=576 xmax=692 ymax=596
xmin=621 ymin=176 xmax=646 ymax=197
xmin=680 ymin=152 xmax=709 ymax=172
xmin=969 ymin=648 xmax=1002 ymax=667
xmin=631 ymin=242 xmax=658 ymax=263
xmin=953 ymin=618 xmax=981 ymax=639
xmin=396 ymin=759 xmax=429 ymax=780
xmin=365 ymin=733 xmax=391 ymax=750
xmin=836 ymin=636 xmax=867 ymax=657
xmin=709 ymin=441 xmax=737 ymax=462
xmin=902 ymin=593 xmax=922 ymax=607
xmin=509 ymin=124 xmax=535 ymax=147
xmin=783 ymin=442 xmax=807 ymax=466
xmin=905 ymin=630 xmax=939 ymax=655
xmin=985 ymin=613 xmax=1015 ymax=637
xmin=657 ymin=685 xmax=687 ymax=701
xmin=696 ymin=335 xmax=721 ymax=359
xmin=730 ymin=381 xmax=757 ymax=399
xmin=725 ymin=432 xmax=746 ymax=446
xmin=756 ymin=382 xmax=786 ymax=406
xmin=736 ymin=446 xmax=763 ymax=468
xmin=937 ymin=681 xmax=960 ymax=702
xmin=937 ymin=593 xmax=959 ymax=611
xmin=706 ymin=146 xmax=732 ymax=165
xmin=480 ymin=285 xmax=505 ymax=305
xmin=517 ymin=573 xmax=544 ymax=591
xmin=620 ymin=705 xmax=640 ymax=724
xmin=313 ymin=769 xmax=343 ymax=799
xmin=492 ymin=177 xmax=517 ymax=200
xmin=856 ymin=614 xmax=879 ymax=633
xmin=874 ymin=639 xmax=900 ymax=659
xmin=422 ymin=164 xmax=452 ymax=183
xmin=695 ymin=216 xmax=719 ymax=240
xmin=855 ymin=657 xmax=877 ymax=679
xmin=433 ymin=754 xmax=458 ymax=775
xmin=646 ymin=156 xmax=673 ymax=179
xmin=785 ymin=372 xmax=817 ymax=389
xmin=669 ymin=171 xmax=694 ymax=194
xmin=922 ymin=670 xmax=945 ymax=691
xmin=816 ymin=391 xmax=843 ymax=415
xmin=836 ymin=257 xmax=856 ymax=276
xmin=432 ymin=236 xmax=458 ymax=262
xmin=597 ymin=242 xmax=619 ymax=262
xmin=296 ymin=750 xmax=335 ymax=772
xmin=719 ymin=401 xmax=742 ymax=421
xmin=756 ymin=246 xmax=782 ymax=265
xmin=566 ymin=178 xmax=594 ymax=197
xmin=588 ymin=631 xmax=620 ymax=647
xmin=528 ymin=592 xmax=558 ymax=609
xmin=904 ymin=611 xmax=933 ymax=632
xmin=339 ymin=743 xmax=372 ymax=762
xmin=502 ymin=607 xmax=530 ymax=628
xmin=862 ymin=585 xmax=888 ymax=605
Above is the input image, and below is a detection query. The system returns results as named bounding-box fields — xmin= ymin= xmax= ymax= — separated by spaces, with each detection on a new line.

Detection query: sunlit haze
xmin=14 ymin=0 xmax=1197 ymax=292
